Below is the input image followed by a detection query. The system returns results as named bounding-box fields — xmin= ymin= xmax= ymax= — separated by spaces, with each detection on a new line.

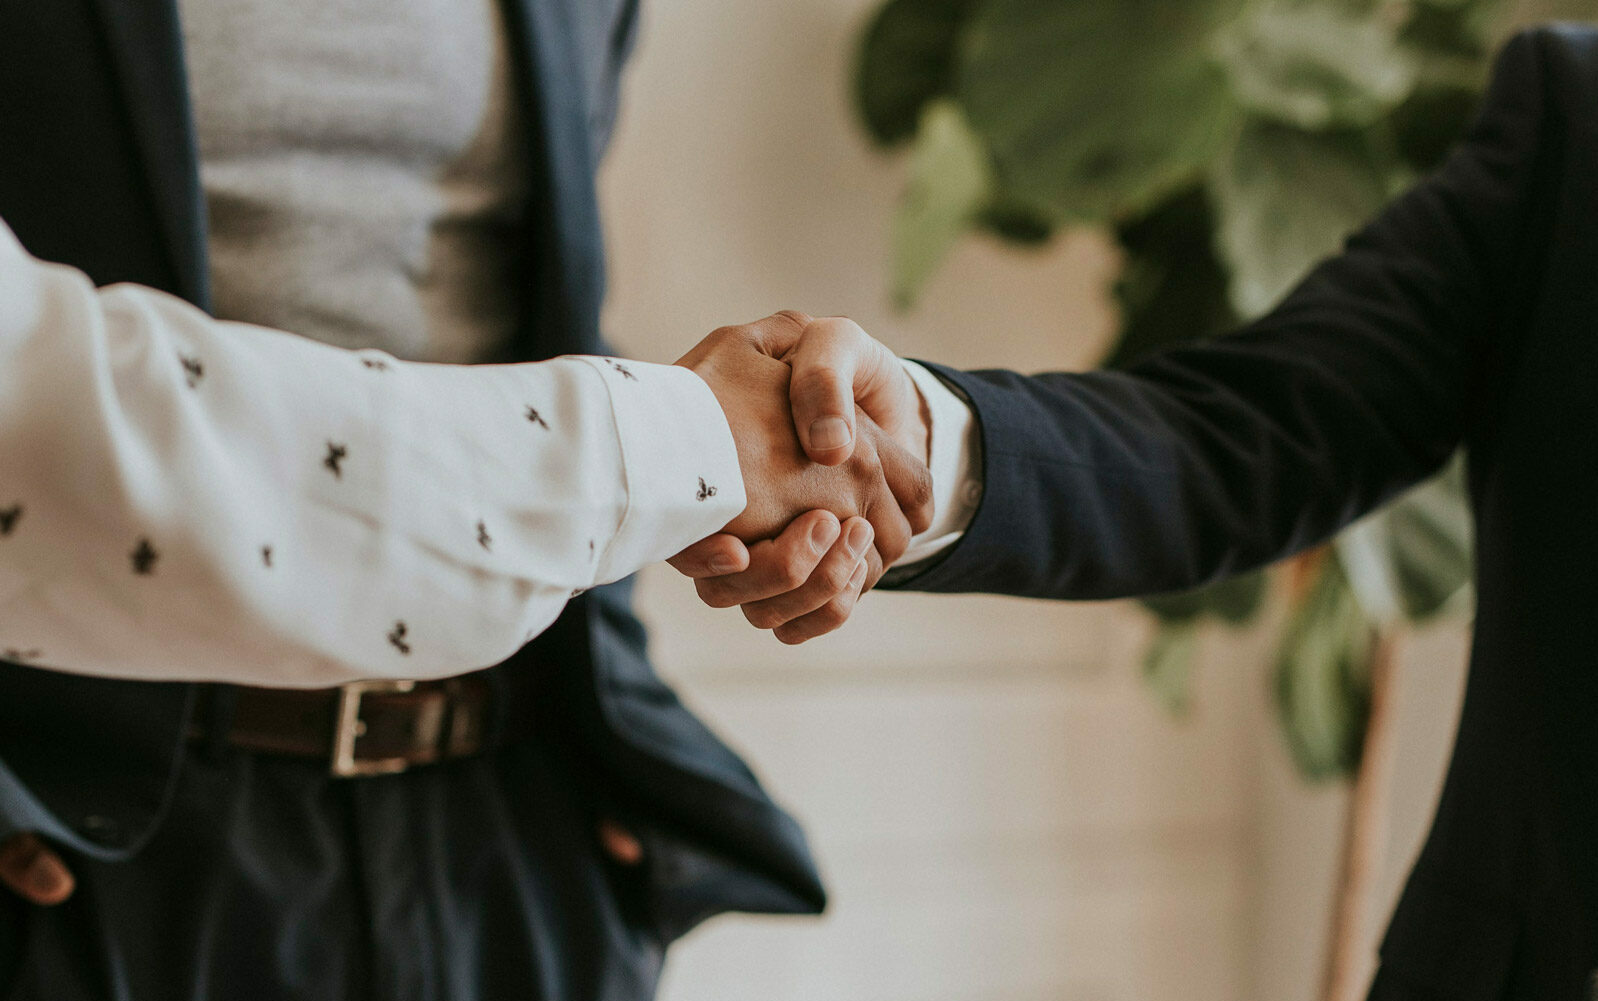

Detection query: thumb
xmin=788 ymin=317 xmax=890 ymax=465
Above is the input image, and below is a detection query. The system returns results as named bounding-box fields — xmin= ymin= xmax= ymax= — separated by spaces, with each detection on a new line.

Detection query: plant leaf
xmin=1211 ymin=120 xmax=1387 ymax=317
xmin=855 ymin=0 xmax=981 ymax=147
xmin=976 ymin=197 xmax=1055 ymax=245
xmin=1335 ymin=455 xmax=1472 ymax=625
xmin=1106 ymin=184 xmax=1239 ymax=368
xmin=1141 ymin=569 xmax=1267 ymax=625
xmin=957 ymin=0 xmax=1244 ymax=224
xmin=1384 ymin=457 xmax=1473 ymax=620
xmin=1144 ymin=621 xmax=1201 ymax=716
xmin=1387 ymin=83 xmax=1483 ymax=172
xmin=891 ymin=100 xmax=994 ymax=307
xmin=1274 ymin=555 xmax=1373 ymax=781
xmin=1213 ymin=0 xmax=1417 ymax=131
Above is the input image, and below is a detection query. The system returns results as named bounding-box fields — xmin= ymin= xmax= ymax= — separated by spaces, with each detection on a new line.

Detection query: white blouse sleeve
xmin=0 ymin=220 xmax=745 ymax=688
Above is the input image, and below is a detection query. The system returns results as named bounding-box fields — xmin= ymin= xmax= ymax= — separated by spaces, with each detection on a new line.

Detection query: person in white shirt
xmin=0 ymin=2 xmax=969 ymax=997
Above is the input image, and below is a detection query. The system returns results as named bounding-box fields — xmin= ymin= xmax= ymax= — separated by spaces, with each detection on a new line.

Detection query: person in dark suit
xmin=0 ymin=2 xmax=941 ymax=999
xmin=679 ymin=24 xmax=1598 ymax=999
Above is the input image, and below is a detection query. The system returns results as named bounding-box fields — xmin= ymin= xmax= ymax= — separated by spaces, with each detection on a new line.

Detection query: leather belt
xmin=191 ymin=676 xmax=499 ymax=778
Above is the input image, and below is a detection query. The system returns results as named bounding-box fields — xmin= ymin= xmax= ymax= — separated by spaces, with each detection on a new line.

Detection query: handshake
xmin=669 ymin=311 xmax=936 ymax=644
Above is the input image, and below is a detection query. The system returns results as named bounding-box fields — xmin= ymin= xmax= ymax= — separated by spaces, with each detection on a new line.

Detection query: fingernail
xmin=809 ymin=417 xmax=851 ymax=452
xmin=845 ymin=520 xmax=872 ymax=556
xmin=811 ymin=518 xmax=841 ymax=551
xmin=709 ymin=555 xmax=739 ymax=574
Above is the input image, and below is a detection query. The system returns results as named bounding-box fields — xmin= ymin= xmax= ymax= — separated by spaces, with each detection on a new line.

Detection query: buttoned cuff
xmin=896 ymin=359 xmax=982 ymax=566
xmin=575 ymin=357 xmax=746 ymax=583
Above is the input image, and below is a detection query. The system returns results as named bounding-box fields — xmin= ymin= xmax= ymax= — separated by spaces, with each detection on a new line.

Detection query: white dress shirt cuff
xmin=896 ymin=359 xmax=981 ymax=566
xmin=575 ymin=357 xmax=746 ymax=584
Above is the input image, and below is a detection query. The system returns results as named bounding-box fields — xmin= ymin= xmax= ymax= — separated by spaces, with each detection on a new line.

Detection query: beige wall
xmin=596 ymin=2 xmax=1472 ymax=999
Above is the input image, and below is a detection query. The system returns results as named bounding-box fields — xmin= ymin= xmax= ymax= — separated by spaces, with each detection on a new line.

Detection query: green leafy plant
xmin=853 ymin=0 xmax=1524 ymax=778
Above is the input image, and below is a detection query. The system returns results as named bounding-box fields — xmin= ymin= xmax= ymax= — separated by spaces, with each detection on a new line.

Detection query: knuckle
xmin=707 ymin=325 xmax=750 ymax=348
xmin=819 ymin=598 xmax=851 ymax=629
xmin=695 ymin=579 xmax=738 ymax=609
xmin=777 ymin=556 xmax=810 ymax=590
xmin=823 ymin=596 xmax=853 ymax=625
xmin=793 ymin=364 xmax=842 ymax=390
xmin=821 ymin=560 xmax=856 ymax=594
xmin=773 ymin=309 xmax=813 ymax=330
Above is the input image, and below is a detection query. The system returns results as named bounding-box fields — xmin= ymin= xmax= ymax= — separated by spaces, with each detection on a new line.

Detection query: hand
xmin=782 ymin=315 xmax=929 ymax=468
xmin=675 ymin=314 xmax=932 ymax=574
xmin=671 ymin=314 xmax=933 ymax=642
xmin=598 ymin=819 xmax=644 ymax=867
xmin=0 ymin=832 xmax=75 ymax=906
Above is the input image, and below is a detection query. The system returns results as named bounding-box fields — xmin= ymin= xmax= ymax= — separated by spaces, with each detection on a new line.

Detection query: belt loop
xmin=436 ymin=678 xmax=462 ymax=759
xmin=199 ymin=684 xmax=238 ymax=763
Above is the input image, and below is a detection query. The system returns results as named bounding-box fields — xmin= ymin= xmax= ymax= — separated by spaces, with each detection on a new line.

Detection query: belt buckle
xmin=331 ymin=679 xmax=417 ymax=778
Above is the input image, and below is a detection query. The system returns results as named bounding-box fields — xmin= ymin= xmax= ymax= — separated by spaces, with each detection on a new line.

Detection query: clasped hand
xmin=672 ymin=311 xmax=930 ymax=643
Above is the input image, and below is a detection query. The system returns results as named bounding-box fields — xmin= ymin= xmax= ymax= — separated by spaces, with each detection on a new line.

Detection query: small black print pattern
xmin=524 ymin=406 xmax=549 ymax=429
xmin=261 ymin=545 xmax=274 ymax=568
xmin=324 ymin=442 xmax=348 ymax=478
xmin=696 ymin=477 xmax=717 ymax=501
xmin=179 ymin=354 xmax=204 ymax=389
xmin=361 ymin=357 xmax=390 ymax=372
xmin=477 ymin=521 xmax=493 ymax=551
xmin=388 ymin=621 xmax=411 ymax=655
xmin=131 ymin=538 xmax=158 ymax=575
xmin=606 ymin=360 xmax=638 ymax=381
xmin=0 ymin=505 xmax=20 ymax=536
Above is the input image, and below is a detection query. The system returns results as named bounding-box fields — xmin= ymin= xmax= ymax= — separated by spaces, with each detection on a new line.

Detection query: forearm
xmin=898 ymin=30 xmax=1551 ymax=599
xmin=0 ymin=223 xmax=744 ymax=686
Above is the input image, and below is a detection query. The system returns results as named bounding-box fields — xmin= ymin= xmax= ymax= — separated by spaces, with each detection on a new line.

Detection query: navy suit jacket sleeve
xmin=897 ymin=28 xmax=1560 ymax=601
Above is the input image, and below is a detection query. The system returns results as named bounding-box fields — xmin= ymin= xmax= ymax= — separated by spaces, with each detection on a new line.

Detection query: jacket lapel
xmin=83 ymin=0 xmax=209 ymax=308
xmin=500 ymin=0 xmax=606 ymax=356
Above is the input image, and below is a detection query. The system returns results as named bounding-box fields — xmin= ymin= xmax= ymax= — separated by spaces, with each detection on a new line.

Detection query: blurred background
xmin=596 ymin=1 xmax=1586 ymax=999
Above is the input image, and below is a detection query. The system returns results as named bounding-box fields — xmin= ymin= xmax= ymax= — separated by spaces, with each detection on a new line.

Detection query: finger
xmin=774 ymin=557 xmax=870 ymax=645
xmin=741 ymin=310 xmax=816 ymax=357
xmin=597 ymin=819 xmax=644 ymax=867
xmin=786 ymin=319 xmax=864 ymax=465
xmin=860 ymin=544 xmax=887 ymax=593
xmin=675 ymin=310 xmax=814 ymax=369
xmin=695 ymin=511 xmax=840 ymax=608
xmin=740 ymin=518 xmax=874 ymax=630
xmin=667 ymin=534 xmax=751 ymax=579
xmin=0 ymin=833 xmax=75 ymax=906
xmin=788 ymin=318 xmax=912 ymax=467
xmin=875 ymin=426 xmax=935 ymax=536
xmin=860 ymin=464 xmax=915 ymax=570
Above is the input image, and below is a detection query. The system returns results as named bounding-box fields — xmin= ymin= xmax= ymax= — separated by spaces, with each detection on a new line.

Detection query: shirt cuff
xmin=895 ymin=359 xmax=982 ymax=566
xmin=575 ymin=357 xmax=746 ymax=583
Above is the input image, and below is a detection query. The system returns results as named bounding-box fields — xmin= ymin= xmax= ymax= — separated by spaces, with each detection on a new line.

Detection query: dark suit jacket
xmin=900 ymin=25 xmax=1598 ymax=1000
xmin=0 ymin=0 xmax=824 ymax=945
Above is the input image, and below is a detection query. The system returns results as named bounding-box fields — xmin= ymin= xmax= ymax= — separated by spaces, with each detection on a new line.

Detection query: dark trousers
xmin=0 ymin=732 xmax=664 ymax=1001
